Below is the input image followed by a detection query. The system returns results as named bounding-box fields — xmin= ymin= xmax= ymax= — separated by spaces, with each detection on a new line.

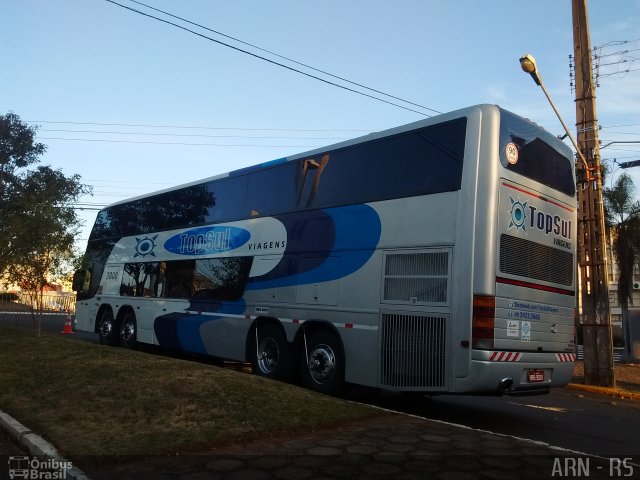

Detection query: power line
xmin=597 ymin=67 xmax=640 ymax=78
xmin=103 ymin=0 xmax=437 ymax=117
xmin=38 ymin=128 xmax=349 ymax=141
xmin=27 ymin=120 xmax=373 ymax=132
xmin=598 ymin=131 xmax=640 ymax=137
xmin=602 ymin=154 xmax=640 ymax=161
xmin=601 ymin=122 xmax=640 ymax=128
xmin=125 ymin=0 xmax=441 ymax=116
xmin=38 ymin=137 xmax=320 ymax=148
xmin=84 ymin=178 xmax=173 ymax=185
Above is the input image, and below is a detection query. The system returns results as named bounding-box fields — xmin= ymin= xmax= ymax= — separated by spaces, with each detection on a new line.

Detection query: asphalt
xmin=2 ymin=380 xmax=638 ymax=480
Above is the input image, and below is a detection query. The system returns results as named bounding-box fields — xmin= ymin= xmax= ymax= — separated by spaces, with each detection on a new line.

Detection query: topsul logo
xmin=507 ymin=195 xmax=572 ymax=241
xmin=164 ymin=226 xmax=251 ymax=255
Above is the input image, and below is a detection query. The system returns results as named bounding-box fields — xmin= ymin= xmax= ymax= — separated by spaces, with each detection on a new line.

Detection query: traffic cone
xmin=61 ymin=313 xmax=74 ymax=334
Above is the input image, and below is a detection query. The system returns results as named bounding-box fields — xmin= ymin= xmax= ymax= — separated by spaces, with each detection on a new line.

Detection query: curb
xmin=0 ymin=410 xmax=90 ymax=480
xmin=567 ymin=382 xmax=640 ymax=400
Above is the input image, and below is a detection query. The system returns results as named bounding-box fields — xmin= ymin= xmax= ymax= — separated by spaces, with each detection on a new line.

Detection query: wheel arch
xmin=94 ymin=304 xmax=115 ymax=333
xmin=296 ymin=320 xmax=346 ymax=395
xmin=115 ymin=304 xmax=136 ymax=324
xmin=245 ymin=316 xmax=286 ymax=362
xmin=293 ymin=320 xmax=344 ymax=360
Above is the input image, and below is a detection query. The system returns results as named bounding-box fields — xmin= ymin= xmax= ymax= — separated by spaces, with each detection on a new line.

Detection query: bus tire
xmin=251 ymin=324 xmax=292 ymax=381
xmin=300 ymin=330 xmax=345 ymax=396
xmin=97 ymin=309 xmax=119 ymax=346
xmin=119 ymin=310 xmax=137 ymax=349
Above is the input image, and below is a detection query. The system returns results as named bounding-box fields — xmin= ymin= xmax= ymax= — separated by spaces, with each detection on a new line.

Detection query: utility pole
xmin=572 ymin=0 xmax=616 ymax=387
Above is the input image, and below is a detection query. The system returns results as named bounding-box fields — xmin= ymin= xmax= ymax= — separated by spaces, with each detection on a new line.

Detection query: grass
xmin=0 ymin=327 xmax=381 ymax=460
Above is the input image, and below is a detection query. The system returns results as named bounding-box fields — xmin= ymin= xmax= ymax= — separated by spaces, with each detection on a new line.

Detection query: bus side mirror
xmin=72 ymin=270 xmax=91 ymax=293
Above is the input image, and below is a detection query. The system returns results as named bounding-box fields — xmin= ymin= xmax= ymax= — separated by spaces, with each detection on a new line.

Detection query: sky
xmin=2 ymin=0 xmax=640 ymax=252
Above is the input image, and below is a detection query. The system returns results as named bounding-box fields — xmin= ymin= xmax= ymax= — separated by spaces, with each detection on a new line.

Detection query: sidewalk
xmin=78 ymin=414 xmax=616 ymax=480
xmin=568 ymin=361 xmax=640 ymax=400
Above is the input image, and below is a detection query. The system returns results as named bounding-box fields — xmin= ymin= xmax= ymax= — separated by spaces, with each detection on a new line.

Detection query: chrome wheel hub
xmin=308 ymin=344 xmax=336 ymax=384
xmin=257 ymin=337 xmax=279 ymax=374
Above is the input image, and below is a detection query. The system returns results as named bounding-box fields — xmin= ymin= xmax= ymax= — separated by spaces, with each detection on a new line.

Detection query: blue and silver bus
xmin=74 ymin=104 xmax=577 ymax=395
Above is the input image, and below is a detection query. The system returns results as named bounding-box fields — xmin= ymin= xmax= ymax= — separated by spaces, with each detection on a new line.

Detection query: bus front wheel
xmin=301 ymin=330 xmax=345 ymax=396
xmin=97 ymin=309 xmax=119 ymax=346
xmin=250 ymin=324 xmax=292 ymax=381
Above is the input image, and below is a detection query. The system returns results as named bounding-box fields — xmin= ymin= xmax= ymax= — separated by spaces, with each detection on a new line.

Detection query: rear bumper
xmin=455 ymin=349 xmax=575 ymax=394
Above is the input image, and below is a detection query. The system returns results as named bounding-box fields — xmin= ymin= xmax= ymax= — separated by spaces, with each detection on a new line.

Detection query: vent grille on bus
xmin=499 ymin=234 xmax=573 ymax=286
xmin=380 ymin=313 xmax=447 ymax=389
xmin=383 ymin=250 xmax=450 ymax=304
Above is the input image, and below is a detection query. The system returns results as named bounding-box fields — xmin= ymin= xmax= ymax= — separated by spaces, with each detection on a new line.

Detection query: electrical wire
xmin=102 ymin=0 xmax=438 ymax=117
xmin=38 ymin=137 xmax=320 ymax=148
xmin=27 ymin=120 xmax=372 ymax=132
xmin=125 ymin=0 xmax=441 ymax=116
xmin=598 ymin=67 xmax=640 ymax=78
xmin=38 ymin=128 xmax=349 ymax=141
xmin=601 ymin=123 xmax=640 ymax=129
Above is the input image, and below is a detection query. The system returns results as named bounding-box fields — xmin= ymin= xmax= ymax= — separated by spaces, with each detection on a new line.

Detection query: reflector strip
xmin=501 ymin=182 xmax=575 ymax=213
xmin=496 ymin=276 xmax=575 ymax=296
xmin=555 ymin=353 xmax=576 ymax=362
xmin=249 ymin=315 xmax=378 ymax=331
xmin=489 ymin=351 xmax=523 ymax=362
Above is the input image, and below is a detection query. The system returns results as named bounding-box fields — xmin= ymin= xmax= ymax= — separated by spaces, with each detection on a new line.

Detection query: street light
xmin=519 ymin=54 xmax=591 ymax=179
xmin=519 ymin=53 xmax=542 ymax=85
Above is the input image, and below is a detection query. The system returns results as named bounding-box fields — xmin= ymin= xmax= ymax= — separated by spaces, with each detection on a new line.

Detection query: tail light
xmin=472 ymin=295 xmax=495 ymax=350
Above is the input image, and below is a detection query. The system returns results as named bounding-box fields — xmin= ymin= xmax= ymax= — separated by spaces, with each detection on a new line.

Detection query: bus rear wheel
xmin=250 ymin=324 xmax=292 ymax=381
xmin=119 ymin=310 xmax=137 ymax=349
xmin=97 ymin=309 xmax=119 ymax=346
xmin=301 ymin=330 xmax=345 ymax=396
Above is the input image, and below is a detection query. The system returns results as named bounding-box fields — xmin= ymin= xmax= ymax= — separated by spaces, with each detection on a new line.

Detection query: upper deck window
xmin=88 ymin=117 xmax=467 ymax=241
xmin=499 ymin=109 xmax=575 ymax=197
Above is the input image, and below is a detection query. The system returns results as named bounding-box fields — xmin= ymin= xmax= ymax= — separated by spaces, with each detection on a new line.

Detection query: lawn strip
xmin=0 ymin=327 xmax=382 ymax=459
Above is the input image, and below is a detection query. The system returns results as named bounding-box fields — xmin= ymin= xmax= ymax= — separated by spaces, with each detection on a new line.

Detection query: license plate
xmin=527 ymin=369 xmax=545 ymax=383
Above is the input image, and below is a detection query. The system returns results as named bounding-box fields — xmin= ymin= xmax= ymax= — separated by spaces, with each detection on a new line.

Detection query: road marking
xmin=508 ymin=402 xmax=567 ymax=412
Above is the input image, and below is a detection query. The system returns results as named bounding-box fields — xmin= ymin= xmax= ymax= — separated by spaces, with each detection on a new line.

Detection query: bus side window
xmin=121 ymin=262 xmax=158 ymax=297
xmin=192 ymin=257 xmax=253 ymax=301
xmin=72 ymin=269 xmax=91 ymax=294
xmin=152 ymin=262 xmax=167 ymax=297
xmin=165 ymin=260 xmax=196 ymax=299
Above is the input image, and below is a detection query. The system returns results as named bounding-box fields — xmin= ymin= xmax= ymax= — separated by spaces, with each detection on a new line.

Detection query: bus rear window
xmin=499 ymin=109 xmax=575 ymax=197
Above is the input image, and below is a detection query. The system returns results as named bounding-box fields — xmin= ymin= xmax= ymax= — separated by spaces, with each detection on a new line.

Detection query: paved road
xmin=0 ymin=311 xmax=97 ymax=343
xmin=3 ymin=310 xmax=639 ymax=460
xmin=369 ymin=387 xmax=640 ymax=458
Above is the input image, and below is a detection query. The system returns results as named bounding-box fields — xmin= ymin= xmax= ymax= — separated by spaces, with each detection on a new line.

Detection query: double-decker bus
xmin=74 ymin=104 xmax=577 ymax=395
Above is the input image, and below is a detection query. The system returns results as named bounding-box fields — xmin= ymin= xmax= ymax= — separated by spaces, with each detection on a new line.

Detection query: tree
xmin=0 ymin=112 xmax=90 ymax=335
xmin=603 ymin=172 xmax=640 ymax=361
xmin=0 ymin=113 xmax=47 ymax=273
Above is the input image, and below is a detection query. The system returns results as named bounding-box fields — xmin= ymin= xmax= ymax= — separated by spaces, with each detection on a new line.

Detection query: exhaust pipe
xmin=498 ymin=377 xmax=514 ymax=393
